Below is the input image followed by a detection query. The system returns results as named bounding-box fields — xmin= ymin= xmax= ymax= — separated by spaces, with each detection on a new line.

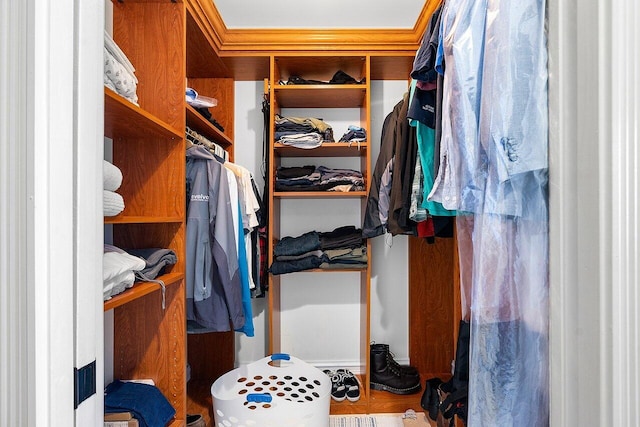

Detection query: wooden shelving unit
xmin=104 ymin=0 xmax=188 ymax=424
xmin=267 ymin=53 xmax=374 ymax=415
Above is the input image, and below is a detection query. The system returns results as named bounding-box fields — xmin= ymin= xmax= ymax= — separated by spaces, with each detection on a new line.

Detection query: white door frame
xmin=3 ymin=0 xmax=638 ymax=425
xmin=0 ymin=0 xmax=103 ymax=425
xmin=549 ymin=0 xmax=639 ymax=425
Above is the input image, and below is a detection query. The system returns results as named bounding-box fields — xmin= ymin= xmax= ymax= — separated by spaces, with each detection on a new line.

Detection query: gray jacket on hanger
xmin=186 ymin=145 xmax=245 ymax=332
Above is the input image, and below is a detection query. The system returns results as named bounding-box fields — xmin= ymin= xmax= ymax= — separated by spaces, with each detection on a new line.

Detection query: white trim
xmin=550 ymin=0 xmax=640 ymax=425
xmin=610 ymin=0 xmax=640 ymax=424
xmin=30 ymin=0 xmax=77 ymax=424
xmin=0 ymin=1 xmax=30 ymax=425
xmin=548 ymin=0 xmax=611 ymax=425
xmin=73 ymin=0 xmax=104 ymax=424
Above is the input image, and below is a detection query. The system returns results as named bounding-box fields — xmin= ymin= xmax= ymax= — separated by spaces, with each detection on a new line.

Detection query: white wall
xmin=233 ymin=80 xmax=411 ymax=369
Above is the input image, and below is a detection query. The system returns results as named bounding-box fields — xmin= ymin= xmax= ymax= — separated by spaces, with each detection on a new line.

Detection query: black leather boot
xmin=370 ymin=344 xmax=421 ymax=394
xmin=370 ymin=343 xmax=420 ymax=377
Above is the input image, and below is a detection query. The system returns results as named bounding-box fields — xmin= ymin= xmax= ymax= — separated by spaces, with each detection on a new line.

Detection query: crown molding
xmin=188 ymin=0 xmax=440 ymax=55
xmin=186 ymin=0 xmax=441 ymax=79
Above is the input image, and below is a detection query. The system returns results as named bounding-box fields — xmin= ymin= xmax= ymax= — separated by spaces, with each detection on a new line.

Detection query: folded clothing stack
xmin=103 ymin=244 xmax=146 ymax=301
xmin=104 ymin=159 xmax=124 ymax=217
xmin=275 ymin=165 xmax=364 ymax=192
xmin=104 ymin=30 xmax=138 ymax=105
xmin=339 ymin=125 xmax=367 ymax=143
xmin=269 ymin=225 xmax=367 ymax=275
xmin=103 ymin=245 xmax=178 ymax=301
xmin=275 ymin=114 xmax=334 ymax=145
xmin=105 ymin=380 xmax=175 ymax=427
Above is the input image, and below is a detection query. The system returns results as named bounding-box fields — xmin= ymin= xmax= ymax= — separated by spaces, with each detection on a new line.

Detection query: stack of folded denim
xmin=275 ymin=165 xmax=364 ymax=192
xmin=105 ymin=380 xmax=175 ymax=427
xmin=318 ymin=225 xmax=367 ymax=270
xmin=270 ymin=226 xmax=366 ymax=275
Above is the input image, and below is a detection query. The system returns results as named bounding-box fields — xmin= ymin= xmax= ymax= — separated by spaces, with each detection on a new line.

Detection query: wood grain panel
xmin=187 ymin=333 xmax=235 ymax=380
xmin=186 ymin=10 xmax=231 ymax=78
xmin=274 ymin=142 xmax=368 ymax=158
xmin=187 ymin=78 xmax=234 ymax=142
xmin=275 ymin=85 xmax=367 ymax=108
xmin=274 ymin=55 xmax=367 ymax=83
xmin=113 ymin=2 xmax=186 ymax=129
xmin=370 ymin=55 xmax=415 ymax=81
xmin=113 ymin=138 xmax=184 ymax=219
xmin=105 ymin=88 xmax=182 ymax=140
xmin=186 ymin=104 xmax=233 ymax=149
xmin=114 ymin=279 xmax=186 ymax=422
xmin=409 ymin=236 xmax=456 ymax=378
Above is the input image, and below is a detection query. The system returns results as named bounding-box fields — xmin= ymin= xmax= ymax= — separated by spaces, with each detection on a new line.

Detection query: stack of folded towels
xmin=104 ymin=159 xmax=125 ymax=217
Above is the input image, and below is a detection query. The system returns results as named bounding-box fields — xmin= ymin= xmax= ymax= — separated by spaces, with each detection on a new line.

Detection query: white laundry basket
xmin=211 ymin=353 xmax=331 ymax=427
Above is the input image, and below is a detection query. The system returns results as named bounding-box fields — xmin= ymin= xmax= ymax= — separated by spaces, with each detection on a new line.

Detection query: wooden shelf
xmin=367 ymin=387 xmax=425 ymax=414
xmin=268 ymin=54 xmax=373 ymax=415
xmin=273 ymin=191 xmax=367 ymax=198
xmin=104 ymin=215 xmax=183 ymax=224
xmin=272 ymin=266 xmax=367 ymax=275
xmin=186 ymin=103 xmax=233 ymax=148
xmin=103 ymin=272 xmax=184 ymax=312
xmin=104 ymin=88 xmax=182 ymax=141
xmin=274 ymin=85 xmax=367 ymax=108
xmin=167 ymin=418 xmax=185 ymax=427
xmin=274 ymin=142 xmax=367 ymax=157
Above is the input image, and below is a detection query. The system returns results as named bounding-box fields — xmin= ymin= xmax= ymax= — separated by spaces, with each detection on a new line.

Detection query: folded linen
xmin=104 ymin=30 xmax=138 ymax=85
xmin=126 ymin=248 xmax=178 ymax=280
xmin=104 ymin=46 xmax=138 ymax=105
xmin=103 ymin=270 xmax=135 ymax=301
xmin=104 ymin=190 xmax=125 ymax=217
xmin=103 ymin=245 xmax=146 ymax=300
xmin=103 ymin=160 xmax=123 ymax=191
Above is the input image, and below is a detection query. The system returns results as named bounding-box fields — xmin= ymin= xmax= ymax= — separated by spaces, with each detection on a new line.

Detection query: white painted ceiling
xmin=213 ymin=0 xmax=426 ymax=29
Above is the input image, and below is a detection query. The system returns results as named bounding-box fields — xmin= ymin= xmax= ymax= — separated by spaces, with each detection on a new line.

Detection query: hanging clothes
xmin=428 ymin=0 xmax=550 ymax=425
xmin=185 ymin=145 xmax=245 ymax=333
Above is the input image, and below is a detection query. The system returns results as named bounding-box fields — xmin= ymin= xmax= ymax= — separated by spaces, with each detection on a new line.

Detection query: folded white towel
xmin=104 ymin=190 xmax=124 ymax=217
xmin=103 ymin=270 xmax=135 ymax=300
xmin=103 ymin=160 xmax=123 ymax=191
xmin=103 ymin=245 xmax=146 ymax=300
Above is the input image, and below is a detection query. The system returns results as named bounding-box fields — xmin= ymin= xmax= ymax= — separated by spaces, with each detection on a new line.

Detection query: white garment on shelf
xmin=103 ymin=159 xmax=123 ymax=192
xmin=103 ymin=245 xmax=146 ymax=300
xmin=104 ymin=30 xmax=138 ymax=105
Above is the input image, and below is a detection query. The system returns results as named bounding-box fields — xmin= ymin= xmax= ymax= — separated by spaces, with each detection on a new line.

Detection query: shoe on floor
xmin=336 ymin=369 xmax=360 ymax=402
xmin=186 ymin=414 xmax=205 ymax=427
xmin=370 ymin=344 xmax=421 ymax=395
xmin=324 ymin=369 xmax=347 ymax=402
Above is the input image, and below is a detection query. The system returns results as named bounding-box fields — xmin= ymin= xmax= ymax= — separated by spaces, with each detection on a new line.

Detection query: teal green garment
xmin=408 ymin=80 xmax=456 ymax=217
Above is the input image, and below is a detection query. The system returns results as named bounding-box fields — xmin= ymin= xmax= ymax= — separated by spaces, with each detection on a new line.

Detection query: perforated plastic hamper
xmin=211 ymin=353 xmax=331 ymax=427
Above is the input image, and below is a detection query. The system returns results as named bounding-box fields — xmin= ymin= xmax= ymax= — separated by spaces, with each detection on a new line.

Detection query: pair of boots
xmin=370 ymin=343 xmax=421 ymax=394
xmin=421 ymin=320 xmax=469 ymax=426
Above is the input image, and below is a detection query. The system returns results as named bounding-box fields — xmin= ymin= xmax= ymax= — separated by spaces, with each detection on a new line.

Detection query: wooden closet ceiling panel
xmin=187 ymin=0 xmax=442 ymax=80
